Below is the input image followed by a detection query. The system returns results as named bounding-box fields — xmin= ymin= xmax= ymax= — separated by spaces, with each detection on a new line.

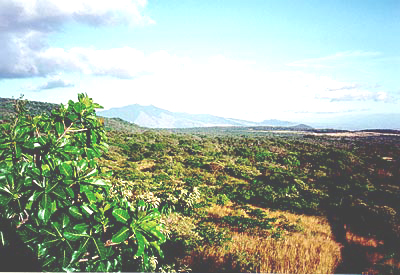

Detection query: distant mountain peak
xmin=97 ymin=103 xmax=302 ymax=129
xmin=259 ymin=119 xmax=295 ymax=127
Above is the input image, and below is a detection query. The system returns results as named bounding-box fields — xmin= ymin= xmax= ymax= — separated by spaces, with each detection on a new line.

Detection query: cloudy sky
xmin=0 ymin=0 xmax=399 ymax=123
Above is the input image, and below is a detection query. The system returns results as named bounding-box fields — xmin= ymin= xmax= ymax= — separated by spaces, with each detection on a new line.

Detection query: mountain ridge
xmin=97 ymin=104 xmax=300 ymax=129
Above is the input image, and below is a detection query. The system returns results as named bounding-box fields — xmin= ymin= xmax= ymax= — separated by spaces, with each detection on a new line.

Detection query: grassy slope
xmin=102 ymin=130 xmax=400 ymax=273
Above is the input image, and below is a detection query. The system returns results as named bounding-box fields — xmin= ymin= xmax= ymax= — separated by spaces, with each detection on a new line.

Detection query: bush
xmin=0 ymin=94 xmax=166 ymax=272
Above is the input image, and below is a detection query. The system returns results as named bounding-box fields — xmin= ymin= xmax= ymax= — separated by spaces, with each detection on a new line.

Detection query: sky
xmin=0 ymin=0 xmax=399 ymax=124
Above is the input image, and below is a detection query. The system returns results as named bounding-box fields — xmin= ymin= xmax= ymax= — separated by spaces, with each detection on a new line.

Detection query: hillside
xmin=0 ymin=97 xmax=142 ymax=133
xmin=102 ymin=128 xmax=400 ymax=273
xmin=102 ymin=117 xmax=144 ymax=132
xmin=0 ymin=97 xmax=59 ymax=119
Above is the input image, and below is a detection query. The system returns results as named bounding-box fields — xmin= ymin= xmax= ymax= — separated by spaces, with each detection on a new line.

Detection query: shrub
xmin=0 ymin=94 xmax=166 ymax=272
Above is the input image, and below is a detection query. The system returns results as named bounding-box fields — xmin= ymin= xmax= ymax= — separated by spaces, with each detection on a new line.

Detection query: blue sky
xmin=0 ymin=0 xmax=399 ymax=124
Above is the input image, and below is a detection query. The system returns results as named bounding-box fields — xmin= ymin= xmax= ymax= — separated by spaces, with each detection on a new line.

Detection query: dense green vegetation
xmin=0 ymin=95 xmax=164 ymax=272
xmin=0 ymin=96 xmax=399 ymax=273
xmin=103 ymin=127 xmax=399 ymax=273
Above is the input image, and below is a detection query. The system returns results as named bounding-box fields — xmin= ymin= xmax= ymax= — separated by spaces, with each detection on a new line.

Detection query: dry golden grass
xmin=206 ymin=204 xmax=335 ymax=239
xmin=185 ymin=204 xmax=343 ymax=273
xmin=185 ymin=232 xmax=341 ymax=273
xmin=206 ymin=203 xmax=246 ymax=217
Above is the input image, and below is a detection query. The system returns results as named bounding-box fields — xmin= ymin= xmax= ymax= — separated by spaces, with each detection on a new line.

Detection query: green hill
xmin=102 ymin=117 xmax=144 ymax=132
xmin=0 ymin=97 xmax=59 ymax=119
xmin=0 ymin=97 xmax=142 ymax=132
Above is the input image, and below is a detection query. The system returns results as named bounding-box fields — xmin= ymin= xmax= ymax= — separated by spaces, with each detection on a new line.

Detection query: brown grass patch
xmin=184 ymin=231 xmax=341 ymax=273
xmin=185 ymin=205 xmax=342 ymax=273
xmin=205 ymin=204 xmax=247 ymax=218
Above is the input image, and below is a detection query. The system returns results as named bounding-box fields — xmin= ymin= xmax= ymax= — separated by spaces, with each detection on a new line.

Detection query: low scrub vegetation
xmin=1 ymin=95 xmax=399 ymax=273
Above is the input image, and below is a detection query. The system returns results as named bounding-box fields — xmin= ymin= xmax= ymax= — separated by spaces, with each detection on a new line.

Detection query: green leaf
xmin=93 ymin=103 xmax=103 ymax=109
xmin=86 ymin=148 xmax=97 ymax=159
xmin=73 ymin=223 xmax=88 ymax=233
xmin=55 ymin=122 xmax=64 ymax=135
xmin=89 ymin=179 xmax=109 ymax=187
xmin=37 ymin=243 xmax=48 ymax=258
xmin=112 ymin=208 xmax=129 ymax=224
xmin=0 ymin=194 xmax=12 ymax=206
xmin=38 ymin=136 xmax=47 ymax=145
xmin=77 ymin=159 xmax=88 ymax=173
xmin=58 ymin=137 xmax=69 ymax=148
xmin=39 ymin=195 xmax=53 ymax=222
xmin=81 ymin=204 xmax=93 ymax=216
xmin=65 ymin=187 xmax=74 ymax=198
xmin=150 ymin=241 xmax=164 ymax=258
xmin=73 ymin=102 xmax=83 ymax=114
xmin=69 ymin=206 xmax=83 ymax=220
xmin=90 ymin=130 xmax=97 ymax=144
xmin=60 ymin=162 xmax=73 ymax=178
xmin=0 ymin=142 xmax=10 ymax=149
xmin=51 ymin=185 xmax=67 ymax=200
xmin=135 ymin=232 xmax=146 ymax=257
xmin=83 ymin=189 xmax=96 ymax=203
xmin=24 ymin=140 xmax=42 ymax=149
xmin=0 ymin=231 xmax=5 ymax=246
xmin=150 ymin=229 xmax=166 ymax=243
xmin=64 ymin=231 xmax=89 ymax=241
xmin=97 ymin=262 xmax=106 ymax=272
xmin=42 ymin=122 xmax=51 ymax=132
xmin=92 ymin=238 xmax=106 ymax=260
xmin=84 ymin=168 xmax=98 ymax=179
xmin=42 ymin=256 xmax=57 ymax=267
xmin=69 ymin=250 xmax=83 ymax=265
xmin=64 ymin=146 xmax=81 ymax=154
xmin=67 ymin=113 xmax=79 ymax=122
xmin=40 ymin=228 xmax=57 ymax=238
xmin=61 ymin=214 xmax=70 ymax=229
xmin=15 ymin=145 xmax=21 ymax=158
xmin=111 ymin=226 xmax=130 ymax=243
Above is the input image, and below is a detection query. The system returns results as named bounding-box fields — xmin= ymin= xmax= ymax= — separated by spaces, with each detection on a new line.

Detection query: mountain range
xmin=1 ymin=97 xmax=398 ymax=130
xmin=97 ymin=104 xmax=302 ymax=129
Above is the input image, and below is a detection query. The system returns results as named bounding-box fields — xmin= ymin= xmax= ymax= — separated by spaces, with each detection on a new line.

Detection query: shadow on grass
xmin=327 ymin=205 xmax=400 ymax=274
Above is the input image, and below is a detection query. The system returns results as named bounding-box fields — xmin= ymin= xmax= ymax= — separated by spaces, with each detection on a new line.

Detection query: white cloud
xmin=34 ymin=76 xmax=74 ymax=91
xmin=0 ymin=0 xmax=154 ymax=78
xmin=15 ymin=50 xmax=395 ymax=122
xmin=0 ymin=0 xmax=153 ymax=32
xmin=317 ymin=87 xmax=396 ymax=103
xmin=35 ymin=47 xmax=190 ymax=78
xmin=73 ymin=54 xmax=387 ymax=121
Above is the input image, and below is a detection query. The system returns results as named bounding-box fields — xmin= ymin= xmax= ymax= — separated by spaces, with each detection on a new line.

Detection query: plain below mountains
xmin=97 ymin=104 xmax=306 ymax=129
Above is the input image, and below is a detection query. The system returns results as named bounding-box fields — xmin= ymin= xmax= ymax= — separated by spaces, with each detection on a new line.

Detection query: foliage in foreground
xmin=0 ymin=94 xmax=166 ymax=272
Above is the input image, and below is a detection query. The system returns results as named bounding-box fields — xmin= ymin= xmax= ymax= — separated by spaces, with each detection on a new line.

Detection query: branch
xmin=57 ymin=122 xmax=74 ymax=143
xmin=68 ymin=129 xmax=88 ymax=133
xmin=56 ymin=122 xmax=88 ymax=143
